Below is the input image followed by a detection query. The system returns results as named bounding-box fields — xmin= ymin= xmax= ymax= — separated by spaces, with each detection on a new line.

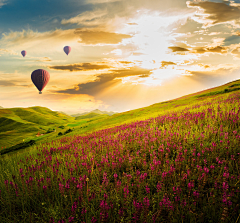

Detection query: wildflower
xmin=68 ymin=217 xmax=74 ymax=223
xmin=143 ymin=196 xmax=150 ymax=208
xmin=193 ymin=190 xmax=199 ymax=199
xmin=188 ymin=182 xmax=194 ymax=190
xmin=91 ymin=217 xmax=97 ymax=223
xmin=146 ymin=185 xmax=150 ymax=194
xmin=223 ymin=182 xmax=229 ymax=190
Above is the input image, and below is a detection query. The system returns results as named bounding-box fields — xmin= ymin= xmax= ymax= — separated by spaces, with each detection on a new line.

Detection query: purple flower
xmin=143 ymin=196 xmax=150 ymax=208
xmin=91 ymin=217 xmax=97 ymax=223
xmin=68 ymin=217 xmax=74 ymax=223
xmin=193 ymin=190 xmax=199 ymax=198
xmin=146 ymin=185 xmax=150 ymax=194
xmin=223 ymin=182 xmax=229 ymax=190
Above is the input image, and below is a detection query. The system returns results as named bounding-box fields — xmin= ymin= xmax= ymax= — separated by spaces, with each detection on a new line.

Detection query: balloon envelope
xmin=21 ymin=50 xmax=26 ymax=57
xmin=31 ymin=69 xmax=50 ymax=94
xmin=63 ymin=46 xmax=71 ymax=55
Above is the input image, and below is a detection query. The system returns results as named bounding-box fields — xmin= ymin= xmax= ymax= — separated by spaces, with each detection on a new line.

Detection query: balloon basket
xmin=39 ymin=91 xmax=42 ymax=94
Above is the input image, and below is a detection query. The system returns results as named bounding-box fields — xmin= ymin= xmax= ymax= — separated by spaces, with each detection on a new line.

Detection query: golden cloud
xmin=168 ymin=46 xmax=189 ymax=52
xmin=49 ymin=62 xmax=110 ymax=71
xmin=187 ymin=1 xmax=240 ymax=26
xmin=192 ymin=46 xmax=228 ymax=54
xmin=231 ymin=47 xmax=240 ymax=58
xmin=160 ymin=61 xmax=177 ymax=68
xmin=75 ymin=29 xmax=132 ymax=45
xmin=36 ymin=57 xmax=52 ymax=62
xmin=1 ymin=29 xmax=79 ymax=50
xmin=55 ymin=66 xmax=153 ymax=95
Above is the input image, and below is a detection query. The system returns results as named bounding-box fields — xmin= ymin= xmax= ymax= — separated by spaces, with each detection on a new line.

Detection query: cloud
xmin=56 ymin=66 xmax=153 ymax=95
xmin=75 ymin=29 xmax=132 ymax=45
xmin=0 ymin=48 xmax=18 ymax=55
xmin=48 ymin=62 xmax=110 ymax=71
xmin=61 ymin=9 xmax=107 ymax=26
xmin=185 ymin=67 xmax=239 ymax=85
xmin=1 ymin=29 xmax=79 ymax=50
xmin=231 ymin=47 xmax=240 ymax=58
xmin=187 ymin=1 xmax=240 ymax=27
xmin=192 ymin=46 xmax=228 ymax=54
xmin=168 ymin=46 xmax=189 ymax=52
xmin=0 ymin=0 xmax=7 ymax=7
xmin=36 ymin=57 xmax=52 ymax=62
xmin=119 ymin=61 xmax=134 ymax=64
xmin=198 ymin=64 xmax=210 ymax=69
xmin=223 ymin=35 xmax=240 ymax=46
xmin=160 ymin=61 xmax=177 ymax=68
xmin=0 ymin=79 xmax=30 ymax=87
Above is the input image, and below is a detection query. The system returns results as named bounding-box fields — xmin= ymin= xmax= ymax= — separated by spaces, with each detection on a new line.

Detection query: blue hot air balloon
xmin=21 ymin=50 xmax=26 ymax=57
xmin=63 ymin=46 xmax=71 ymax=55
xmin=31 ymin=69 xmax=50 ymax=94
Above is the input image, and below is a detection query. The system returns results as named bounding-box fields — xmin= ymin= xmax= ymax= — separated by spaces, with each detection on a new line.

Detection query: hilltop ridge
xmin=71 ymin=109 xmax=117 ymax=117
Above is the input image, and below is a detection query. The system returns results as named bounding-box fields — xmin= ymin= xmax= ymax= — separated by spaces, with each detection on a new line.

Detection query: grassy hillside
xmin=75 ymin=112 xmax=108 ymax=120
xmin=72 ymin=109 xmax=116 ymax=117
xmin=0 ymin=106 xmax=75 ymax=148
xmin=3 ymin=79 xmax=240 ymax=154
xmin=0 ymin=79 xmax=240 ymax=222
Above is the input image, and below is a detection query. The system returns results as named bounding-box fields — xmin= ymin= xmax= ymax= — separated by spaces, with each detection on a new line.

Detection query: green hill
xmin=72 ymin=109 xmax=116 ymax=117
xmin=0 ymin=106 xmax=75 ymax=148
xmin=1 ymin=78 xmax=240 ymax=154
xmin=75 ymin=112 xmax=107 ymax=120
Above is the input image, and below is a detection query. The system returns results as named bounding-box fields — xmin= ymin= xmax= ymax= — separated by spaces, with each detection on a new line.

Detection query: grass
xmin=0 ymin=80 xmax=240 ymax=222
xmin=67 ymin=121 xmax=87 ymax=128
xmin=0 ymin=107 xmax=75 ymax=148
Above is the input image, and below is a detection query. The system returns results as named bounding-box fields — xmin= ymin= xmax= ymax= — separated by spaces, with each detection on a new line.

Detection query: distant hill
xmin=0 ymin=106 xmax=4 ymax=109
xmin=72 ymin=109 xmax=117 ymax=117
xmin=75 ymin=112 xmax=109 ymax=120
xmin=0 ymin=106 xmax=75 ymax=148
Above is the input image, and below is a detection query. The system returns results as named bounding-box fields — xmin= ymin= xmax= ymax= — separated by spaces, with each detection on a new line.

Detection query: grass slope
xmin=0 ymin=106 xmax=75 ymax=148
xmin=1 ymin=79 xmax=240 ymax=155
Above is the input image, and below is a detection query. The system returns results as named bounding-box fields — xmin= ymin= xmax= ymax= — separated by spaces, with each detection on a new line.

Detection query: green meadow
xmin=0 ymin=79 xmax=240 ymax=222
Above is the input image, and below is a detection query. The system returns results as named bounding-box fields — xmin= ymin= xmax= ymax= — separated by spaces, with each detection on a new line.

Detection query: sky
xmin=1 ymin=0 xmax=240 ymax=114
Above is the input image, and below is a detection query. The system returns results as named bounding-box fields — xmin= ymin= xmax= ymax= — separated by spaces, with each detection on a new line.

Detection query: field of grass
xmin=0 ymin=80 xmax=240 ymax=222
xmin=0 ymin=107 xmax=76 ymax=148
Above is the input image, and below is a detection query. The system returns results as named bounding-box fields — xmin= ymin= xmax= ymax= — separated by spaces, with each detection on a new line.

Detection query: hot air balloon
xmin=31 ymin=69 xmax=50 ymax=94
xmin=21 ymin=50 xmax=26 ymax=57
xmin=63 ymin=46 xmax=71 ymax=55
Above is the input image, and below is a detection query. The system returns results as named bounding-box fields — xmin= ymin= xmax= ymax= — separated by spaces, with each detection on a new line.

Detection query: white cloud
xmin=0 ymin=29 xmax=79 ymax=52
xmin=0 ymin=0 xmax=7 ymax=8
xmin=61 ymin=9 xmax=107 ymax=26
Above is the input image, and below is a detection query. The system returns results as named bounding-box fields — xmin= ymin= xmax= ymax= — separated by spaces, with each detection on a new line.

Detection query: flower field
xmin=0 ymin=92 xmax=240 ymax=223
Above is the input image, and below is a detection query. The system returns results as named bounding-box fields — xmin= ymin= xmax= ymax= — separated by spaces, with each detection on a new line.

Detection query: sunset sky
xmin=1 ymin=0 xmax=240 ymax=114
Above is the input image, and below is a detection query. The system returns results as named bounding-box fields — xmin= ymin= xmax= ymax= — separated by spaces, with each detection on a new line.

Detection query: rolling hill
xmin=71 ymin=109 xmax=116 ymax=117
xmin=0 ymin=106 xmax=75 ymax=148
xmin=1 ymin=78 xmax=240 ymax=155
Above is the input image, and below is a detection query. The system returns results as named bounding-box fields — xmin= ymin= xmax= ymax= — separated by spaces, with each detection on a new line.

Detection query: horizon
xmin=1 ymin=0 xmax=240 ymax=113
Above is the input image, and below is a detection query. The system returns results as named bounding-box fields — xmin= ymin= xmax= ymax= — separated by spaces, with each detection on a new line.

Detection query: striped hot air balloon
xmin=31 ymin=69 xmax=50 ymax=94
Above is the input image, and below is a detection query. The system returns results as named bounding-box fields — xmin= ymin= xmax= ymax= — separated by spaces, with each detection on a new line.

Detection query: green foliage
xmin=58 ymin=132 xmax=63 ymax=136
xmin=229 ymin=83 xmax=240 ymax=88
xmin=0 ymin=140 xmax=35 ymax=155
xmin=196 ymin=87 xmax=240 ymax=98
xmin=58 ymin=125 xmax=65 ymax=129
xmin=64 ymin=128 xmax=73 ymax=134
